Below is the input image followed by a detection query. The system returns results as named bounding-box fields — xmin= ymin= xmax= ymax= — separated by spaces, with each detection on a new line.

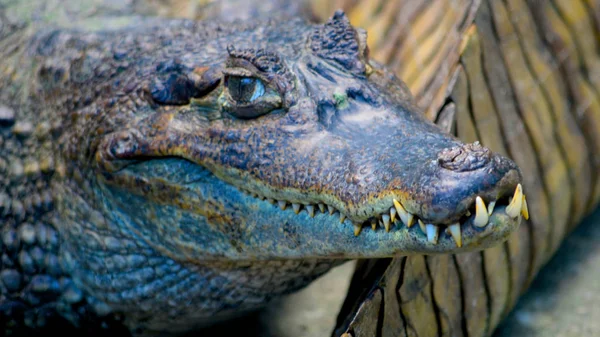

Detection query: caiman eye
xmin=222 ymin=74 xmax=283 ymax=119
xmin=226 ymin=76 xmax=265 ymax=103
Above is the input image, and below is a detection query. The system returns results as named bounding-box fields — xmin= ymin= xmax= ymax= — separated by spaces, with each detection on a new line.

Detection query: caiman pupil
xmin=227 ymin=76 xmax=265 ymax=103
xmin=222 ymin=72 xmax=282 ymax=118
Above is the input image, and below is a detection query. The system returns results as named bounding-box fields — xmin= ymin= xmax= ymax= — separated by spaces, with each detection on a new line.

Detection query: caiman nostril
xmin=437 ymin=141 xmax=491 ymax=172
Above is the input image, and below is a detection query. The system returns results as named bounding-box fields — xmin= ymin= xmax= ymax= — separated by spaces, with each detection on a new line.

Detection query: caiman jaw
xmin=239 ymin=183 xmax=528 ymax=248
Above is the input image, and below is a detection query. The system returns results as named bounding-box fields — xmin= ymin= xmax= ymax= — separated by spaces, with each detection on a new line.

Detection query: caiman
xmin=0 ymin=0 xmax=595 ymax=337
xmin=0 ymin=0 xmax=527 ymax=335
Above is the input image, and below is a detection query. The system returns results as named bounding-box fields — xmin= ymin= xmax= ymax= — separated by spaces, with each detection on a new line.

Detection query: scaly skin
xmin=0 ymin=1 xmax=525 ymax=335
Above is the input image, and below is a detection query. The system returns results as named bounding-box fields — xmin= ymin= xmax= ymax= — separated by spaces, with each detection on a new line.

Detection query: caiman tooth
xmin=292 ymin=203 xmax=301 ymax=214
xmin=487 ymin=200 xmax=496 ymax=216
xmin=448 ymin=223 xmax=462 ymax=248
xmin=406 ymin=213 xmax=415 ymax=227
xmin=418 ymin=219 xmax=427 ymax=234
xmin=473 ymin=196 xmax=489 ymax=227
xmin=390 ymin=208 xmax=397 ymax=222
xmin=354 ymin=224 xmax=363 ymax=236
xmin=392 ymin=199 xmax=405 ymax=221
xmin=426 ymin=224 xmax=439 ymax=244
xmin=278 ymin=200 xmax=287 ymax=210
xmin=382 ymin=214 xmax=391 ymax=232
xmin=306 ymin=205 xmax=315 ymax=218
xmin=505 ymin=184 xmax=523 ymax=218
xmin=521 ymin=194 xmax=529 ymax=220
xmin=318 ymin=203 xmax=326 ymax=213
xmin=393 ymin=199 xmax=414 ymax=227
xmin=328 ymin=205 xmax=336 ymax=215
xmin=340 ymin=214 xmax=346 ymax=223
xmin=267 ymin=198 xmax=275 ymax=204
xmin=371 ymin=220 xmax=377 ymax=230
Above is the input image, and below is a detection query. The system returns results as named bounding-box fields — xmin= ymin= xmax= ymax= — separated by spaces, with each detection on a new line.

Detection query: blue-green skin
xmin=0 ymin=5 xmax=522 ymax=336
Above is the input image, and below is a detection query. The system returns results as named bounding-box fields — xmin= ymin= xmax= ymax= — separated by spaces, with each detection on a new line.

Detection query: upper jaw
xmin=95 ymin=128 xmax=526 ymax=254
xmin=236 ymin=141 xmax=525 ymax=250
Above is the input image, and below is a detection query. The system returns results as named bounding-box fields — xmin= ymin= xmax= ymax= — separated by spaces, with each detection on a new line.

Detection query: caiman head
xmin=59 ymin=11 xmax=526 ymax=265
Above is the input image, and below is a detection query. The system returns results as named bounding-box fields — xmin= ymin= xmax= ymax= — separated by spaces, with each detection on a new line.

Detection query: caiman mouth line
xmin=240 ymin=183 xmax=528 ymax=248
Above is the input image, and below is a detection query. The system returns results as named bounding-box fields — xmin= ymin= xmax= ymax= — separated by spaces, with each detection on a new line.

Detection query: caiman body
xmin=0 ymin=1 xmax=525 ymax=336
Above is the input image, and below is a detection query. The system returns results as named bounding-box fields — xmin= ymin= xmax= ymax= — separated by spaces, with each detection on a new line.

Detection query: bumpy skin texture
xmin=0 ymin=3 xmax=523 ymax=336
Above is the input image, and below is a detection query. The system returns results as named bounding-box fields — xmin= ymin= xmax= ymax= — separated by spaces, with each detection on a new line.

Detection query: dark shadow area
xmin=187 ymin=310 xmax=266 ymax=336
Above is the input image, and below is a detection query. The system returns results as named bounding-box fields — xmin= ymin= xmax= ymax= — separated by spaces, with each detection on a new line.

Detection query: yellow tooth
xmin=267 ymin=198 xmax=275 ymax=204
xmin=354 ymin=224 xmax=363 ymax=236
xmin=474 ymin=196 xmax=489 ymax=227
xmin=448 ymin=223 xmax=462 ymax=248
xmin=278 ymin=200 xmax=287 ymax=210
xmin=340 ymin=214 xmax=346 ymax=223
xmin=506 ymin=184 xmax=523 ymax=218
xmin=306 ymin=205 xmax=315 ymax=218
xmin=521 ymin=194 xmax=529 ymax=220
xmin=292 ymin=203 xmax=301 ymax=214
xmin=371 ymin=220 xmax=377 ymax=230
xmin=487 ymin=201 xmax=496 ymax=216
xmin=390 ymin=208 xmax=397 ymax=222
xmin=393 ymin=199 xmax=405 ymax=220
xmin=406 ymin=213 xmax=415 ymax=227
xmin=418 ymin=219 xmax=427 ymax=234
xmin=426 ymin=224 xmax=439 ymax=244
xmin=382 ymin=214 xmax=391 ymax=232
xmin=393 ymin=199 xmax=414 ymax=227
xmin=465 ymin=210 xmax=471 ymax=216
xmin=328 ymin=205 xmax=336 ymax=215
xmin=318 ymin=203 xmax=326 ymax=213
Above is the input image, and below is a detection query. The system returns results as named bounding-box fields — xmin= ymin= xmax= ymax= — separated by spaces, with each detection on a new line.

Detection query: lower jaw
xmin=239 ymin=185 xmax=526 ymax=252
